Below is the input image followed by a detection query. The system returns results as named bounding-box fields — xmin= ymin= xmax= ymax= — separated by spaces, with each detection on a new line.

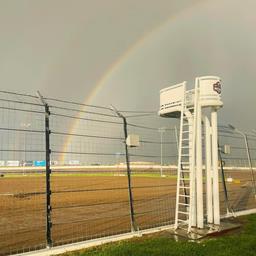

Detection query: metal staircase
xmin=174 ymin=87 xmax=199 ymax=232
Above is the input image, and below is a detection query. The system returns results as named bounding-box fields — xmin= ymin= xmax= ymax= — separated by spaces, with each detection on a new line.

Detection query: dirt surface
xmin=0 ymin=170 xmax=255 ymax=256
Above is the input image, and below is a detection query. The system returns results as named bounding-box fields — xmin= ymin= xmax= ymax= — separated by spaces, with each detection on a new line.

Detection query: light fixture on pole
xmin=20 ymin=122 xmax=31 ymax=175
xmin=158 ymin=127 xmax=166 ymax=177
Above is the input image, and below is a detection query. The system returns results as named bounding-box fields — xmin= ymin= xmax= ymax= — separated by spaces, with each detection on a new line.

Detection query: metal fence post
xmin=218 ymin=142 xmax=232 ymax=214
xmin=110 ymin=106 xmax=137 ymax=232
xmin=123 ymin=117 xmax=137 ymax=232
xmin=37 ymin=92 xmax=52 ymax=247
xmin=45 ymin=103 xmax=52 ymax=247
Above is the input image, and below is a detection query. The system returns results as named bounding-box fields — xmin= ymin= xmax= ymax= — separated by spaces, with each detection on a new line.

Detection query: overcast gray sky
xmin=0 ymin=0 xmax=255 ymax=131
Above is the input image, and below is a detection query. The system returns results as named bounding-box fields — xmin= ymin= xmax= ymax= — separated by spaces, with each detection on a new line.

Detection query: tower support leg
xmin=204 ymin=116 xmax=213 ymax=224
xmin=211 ymin=109 xmax=220 ymax=225
xmin=196 ymin=104 xmax=204 ymax=229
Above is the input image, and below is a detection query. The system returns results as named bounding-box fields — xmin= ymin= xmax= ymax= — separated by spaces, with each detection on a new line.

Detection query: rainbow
xmin=60 ymin=1 xmax=205 ymax=162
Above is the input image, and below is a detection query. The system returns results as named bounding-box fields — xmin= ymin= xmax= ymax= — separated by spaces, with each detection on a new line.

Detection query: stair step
xmin=179 ymin=194 xmax=190 ymax=198
xmin=178 ymin=211 xmax=189 ymax=215
xmin=180 ymin=178 xmax=190 ymax=181
xmin=178 ymin=219 xmax=188 ymax=223
xmin=178 ymin=203 xmax=189 ymax=206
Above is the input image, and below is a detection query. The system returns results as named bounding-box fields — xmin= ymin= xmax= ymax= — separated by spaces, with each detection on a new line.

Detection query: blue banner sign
xmin=33 ymin=160 xmax=46 ymax=167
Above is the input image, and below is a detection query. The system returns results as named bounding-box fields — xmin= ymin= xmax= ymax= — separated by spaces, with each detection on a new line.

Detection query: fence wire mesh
xmin=127 ymin=117 xmax=177 ymax=230
xmin=0 ymin=91 xmax=255 ymax=255
xmin=218 ymin=126 xmax=256 ymax=213
xmin=48 ymin=99 xmax=131 ymax=246
xmin=0 ymin=91 xmax=46 ymax=255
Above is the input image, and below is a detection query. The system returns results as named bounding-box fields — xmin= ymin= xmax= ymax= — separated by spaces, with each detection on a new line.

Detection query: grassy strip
xmin=62 ymin=214 xmax=256 ymax=256
xmin=2 ymin=173 xmax=177 ymax=179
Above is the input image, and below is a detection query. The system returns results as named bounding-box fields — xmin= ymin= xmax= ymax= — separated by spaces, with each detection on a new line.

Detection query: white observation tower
xmin=159 ymin=76 xmax=223 ymax=233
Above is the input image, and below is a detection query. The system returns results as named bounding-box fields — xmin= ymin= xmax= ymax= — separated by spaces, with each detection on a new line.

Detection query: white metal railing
xmin=185 ymin=89 xmax=195 ymax=107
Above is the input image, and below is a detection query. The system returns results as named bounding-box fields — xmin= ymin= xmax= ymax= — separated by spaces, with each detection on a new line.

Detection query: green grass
xmin=2 ymin=173 xmax=177 ymax=179
xmin=62 ymin=214 xmax=256 ymax=256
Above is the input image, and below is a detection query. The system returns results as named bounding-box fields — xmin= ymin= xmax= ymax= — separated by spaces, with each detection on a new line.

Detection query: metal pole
xmin=37 ymin=91 xmax=52 ymax=247
xmin=159 ymin=127 xmax=166 ymax=177
xmin=122 ymin=117 xmax=137 ymax=232
xmin=21 ymin=123 xmax=31 ymax=175
xmin=45 ymin=103 xmax=52 ymax=247
xmin=110 ymin=105 xmax=137 ymax=232
xmin=24 ymin=130 xmax=26 ymax=176
xmin=218 ymin=142 xmax=232 ymax=214
xmin=160 ymin=131 xmax=163 ymax=177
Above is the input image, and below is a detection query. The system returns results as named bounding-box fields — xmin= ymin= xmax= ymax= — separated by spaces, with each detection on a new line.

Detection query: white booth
xmin=159 ymin=76 xmax=223 ymax=232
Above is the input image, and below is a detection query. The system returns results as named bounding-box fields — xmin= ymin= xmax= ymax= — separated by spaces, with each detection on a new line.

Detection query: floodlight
xmin=228 ymin=124 xmax=236 ymax=131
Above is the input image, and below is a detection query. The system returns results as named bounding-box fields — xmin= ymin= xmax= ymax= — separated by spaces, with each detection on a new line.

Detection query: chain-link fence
xmin=0 ymin=90 xmax=255 ymax=256
xmin=218 ymin=126 xmax=256 ymax=214
xmin=0 ymin=91 xmax=46 ymax=255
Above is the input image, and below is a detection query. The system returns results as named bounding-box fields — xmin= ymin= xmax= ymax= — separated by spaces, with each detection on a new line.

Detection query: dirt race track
xmin=0 ymin=169 xmax=255 ymax=256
